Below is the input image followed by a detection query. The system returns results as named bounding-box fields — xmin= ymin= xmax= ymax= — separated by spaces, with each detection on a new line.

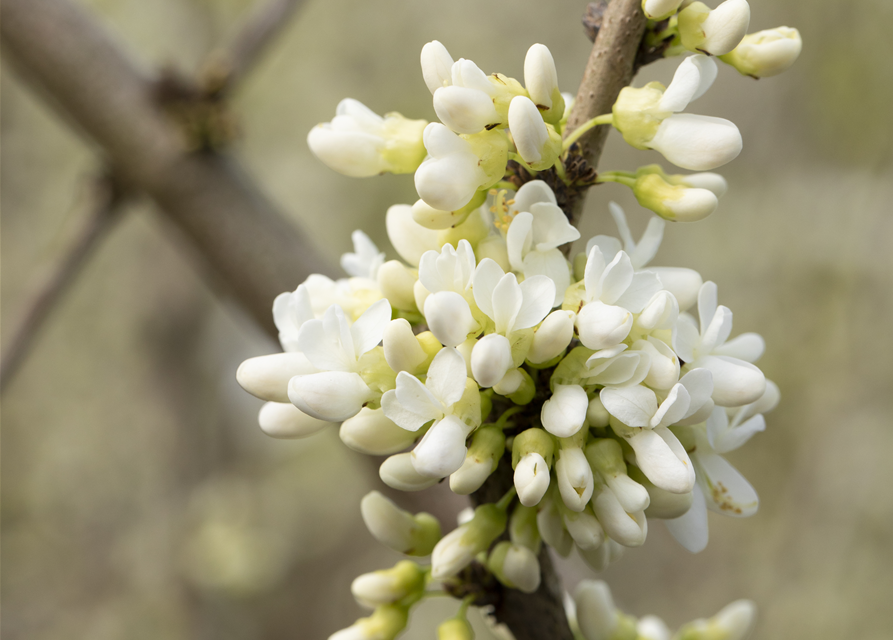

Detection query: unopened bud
xmin=720 ymin=27 xmax=802 ymax=78
xmin=541 ymin=384 xmax=589 ymax=437
xmin=633 ymin=172 xmax=719 ymax=222
xmin=508 ymin=96 xmax=562 ymax=170
xmin=471 ymin=333 xmax=515 ymax=388
xmin=678 ymin=0 xmax=751 ymax=56
xmin=449 ymin=425 xmax=505 ymax=495
xmin=576 ymin=301 xmax=633 ymax=350
xmin=237 ymin=352 xmax=315 ymax=403
xmin=329 ymin=604 xmax=409 ymax=640
xmin=360 ymin=491 xmax=442 ymax=556
xmin=437 ymin=617 xmax=474 ymax=640
xmin=350 ymin=560 xmax=425 ymax=609
xmin=528 ymin=310 xmax=575 ymax=364
xmin=431 ymin=504 xmax=507 ymax=579
xmin=524 ymin=44 xmax=565 ymax=124
xmin=288 ymin=371 xmax=375 ymax=422
xmin=379 ymin=452 xmax=440 ymax=492
xmin=378 ymin=262 xmax=419 ymax=313
xmin=642 ymin=0 xmax=684 ymax=20
xmin=340 ymin=407 xmax=419 ymax=455
xmin=488 ymin=541 xmax=541 ymax=593
xmin=256 ymin=401 xmax=330 ymax=439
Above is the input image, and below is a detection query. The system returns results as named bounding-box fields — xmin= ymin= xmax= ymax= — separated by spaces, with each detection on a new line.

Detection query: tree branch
xmin=563 ymin=0 xmax=648 ymax=226
xmin=0 ymin=176 xmax=126 ymax=392
xmin=0 ymin=0 xmax=336 ymax=340
xmin=206 ymin=0 xmax=308 ymax=95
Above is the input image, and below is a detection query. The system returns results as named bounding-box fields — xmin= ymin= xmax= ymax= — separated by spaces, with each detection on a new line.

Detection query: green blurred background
xmin=2 ymin=0 xmax=892 ymax=638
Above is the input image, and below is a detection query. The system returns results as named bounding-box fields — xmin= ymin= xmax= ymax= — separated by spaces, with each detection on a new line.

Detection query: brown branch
xmin=203 ymin=0 xmax=308 ymax=95
xmin=0 ymin=177 xmax=127 ymax=393
xmin=0 ymin=0 xmax=336 ymax=341
xmin=563 ymin=0 xmax=649 ymax=227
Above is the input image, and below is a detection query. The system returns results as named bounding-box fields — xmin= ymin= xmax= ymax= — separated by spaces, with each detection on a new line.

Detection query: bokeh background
xmin=3 ymin=0 xmax=892 ymax=638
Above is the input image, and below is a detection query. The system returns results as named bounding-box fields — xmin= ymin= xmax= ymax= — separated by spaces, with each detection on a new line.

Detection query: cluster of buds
xmin=236 ymin=14 xmax=800 ymax=636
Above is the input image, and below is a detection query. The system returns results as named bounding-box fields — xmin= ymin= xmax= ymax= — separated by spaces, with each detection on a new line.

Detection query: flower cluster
xmin=237 ymin=11 xmax=800 ymax=638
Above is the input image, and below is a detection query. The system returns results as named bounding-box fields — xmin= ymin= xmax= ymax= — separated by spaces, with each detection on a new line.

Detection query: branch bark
xmin=0 ymin=0 xmax=336 ymax=340
xmin=563 ymin=0 xmax=648 ymax=226
xmin=0 ymin=177 xmax=126 ymax=392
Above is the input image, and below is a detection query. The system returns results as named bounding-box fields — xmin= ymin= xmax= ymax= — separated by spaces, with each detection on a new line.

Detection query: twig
xmin=563 ymin=0 xmax=648 ymax=226
xmin=204 ymin=0 xmax=308 ymax=95
xmin=0 ymin=176 xmax=126 ymax=393
xmin=0 ymin=0 xmax=336 ymax=340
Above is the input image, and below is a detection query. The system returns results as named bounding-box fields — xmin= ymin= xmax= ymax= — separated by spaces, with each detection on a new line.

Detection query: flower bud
xmin=629 ymin=466 xmax=694 ymax=519
xmin=677 ymin=171 xmax=728 ymax=197
xmin=424 ymin=291 xmax=478 ymax=347
xmin=573 ymin=581 xmax=618 ymax=640
xmin=377 ymin=261 xmax=418 ymax=312
xmin=524 ymin=44 xmax=565 ymax=124
xmin=237 ymin=352 xmax=315 ymax=403
xmin=509 ymin=504 xmax=542 ymax=551
xmin=637 ymin=616 xmax=672 ymax=640
xmin=340 ymin=407 xmax=419 ymax=455
xmin=379 ymin=453 xmax=440 ymax=492
xmin=528 ymin=310 xmax=575 ymax=364
xmin=562 ymin=506 xmax=605 ymax=550
xmin=642 ymin=0 xmax=684 ymax=20
xmin=513 ymin=453 xmax=551 ymax=507
xmin=329 ymin=604 xmax=409 ymax=640
xmin=678 ymin=0 xmax=751 ymax=56
xmin=434 ymin=85 xmax=501 ymax=135
xmin=411 ymin=191 xmax=485 ymax=230
xmin=648 ymin=114 xmax=743 ymax=171
xmin=536 ymin=495 xmax=573 ymax=556
xmin=492 ymin=368 xmax=524 ymax=396
xmin=351 ymin=560 xmax=426 ymax=609
xmin=541 ymin=384 xmax=589 ymax=438
xmin=382 ymin=319 xmax=427 ymax=374
xmin=437 ymin=617 xmax=474 ymax=640
xmin=556 ymin=446 xmax=595 ymax=512
xmin=308 ymin=99 xmax=427 ymax=178
xmin=633 ymin=339 xmax=680 ymax=390
xmin=412 ymin=415 xmax=474 ymax=478
xmin=471 ymin=333 xmax=515 ymax=388
xmin=576 ymin=301 xmax=633 ymax=350
xmin=633 ymin=172 xmax=719 ymax=222
xmin=360 ymin=490 xmax=442 ymax=556
xmin=720 ymin=27 xmax=802 ymax=78
xmin=649 ymin=267 xmax=703 ymax=312
xmin=617 ymin=424 xmax=695 ymax=494
xmin=431 ymin=504 xmax=507 ymax=579
xmin=693 ymin=355 xmax=765 ymax=407
xmin=488 ymin=541 xmax=541 ymax=593
xmin=288 ymin=371 xmax=375 ymax=422
xmin=637 ymin=290 xmax=680 ymax=334
xmin=508 ymin=96 xmax=562 ymax=170
xmin=415 ymin=124 xmax=489 ymax=212
xmin=586 ymin=395 xmax=611 ymax=429
xmin=577 ymin=538 xmax=625 ymax=573
xmin=421 ymin=41 xmax=454 ymax=94
xmin=586 ymin=438 xmax=650 ymax=513
xmin=385 ymin=205 xmax=439 ymax=268
xmin=258 ymin=401 xmax=330 ymax=439
xmin=450 ymin=425 xmax=505 ymax=495
xmin=592 ymin=485 xmax=648 ymax=547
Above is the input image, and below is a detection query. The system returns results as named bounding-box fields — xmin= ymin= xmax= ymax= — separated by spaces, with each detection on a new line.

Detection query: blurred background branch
xmin=0 ymin=0 xmax=334 ymax=345
xmin=0 ymin=173 xmax=128 ymax=392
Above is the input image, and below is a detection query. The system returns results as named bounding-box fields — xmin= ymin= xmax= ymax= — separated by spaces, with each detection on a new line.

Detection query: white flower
xmin=528 ymin=309 xmax=575 ymax=364
xmin=508 ymin=95 xmax=560 ymax=168
xmin=575 ymin=246 xmax=662 ymax=350
xmin=433 ymin=58 xmax=501 ymax=134
xmin=381 ymin=347 xmax=480 ymax=477
xmin=328 ymin=605 xmax=408 ymax=640
xmin=379 ymin=453 xmax=440 ymax=492
xmin=514 ymin=452 xmax=551 ymax=506
xmin=666 ymin=381 xmax=778 ymax=552
xmin=678 ymin=0 xmax=751 ymax=56
xmin=431 ymin=505 xmax=506 ymax=579
xmin=586 ymin=202 xmax=666 ymax=271
xmin=414 ymin=123 xmax=488 ymax=211
xmin=562 ymin=506 xmax=605 ymax=550
xmin=418 ymin=240 xmax=479 ymax=347
xmin=673 ymin=281 xmax=766 ymax=407
xmin=536 ymin=495 xmax=573 ymax=556
xmin=287 ymin=300 xmax=392 ymax=421
xmin=237 ymin=352 xmax=316 ymax=403
xmin=385 ymin=204 xmax=439 ymax=268
xmin=351 ymin=561 xmax=425 ymax=609
xmin=541 ymin=384 xmax=589 ymax=437
xmin=720 ymin=27 xmax=802 ymax=78
xmin=488 ymin=541 xmax=541 ymax=593
xmin=677 ymin=600 xmax=757 ymax=640
xmin=420 ymin=40 xmax=454 ymax=94
xmin=523 ymin=44 xmax=563 ymax=117
xmin=341 ymin=230 xmax=385 ymax=280
xmin=272 ymin=283 xmax=315 ymax=352
xmin=257 ymin=401 xmax=330 ymax=439
xmin=637 ymin=615 xmax=672 ymax=640
xmin=504 ymin=181 xmax=580 ymax=305
xmin=360 ymin=490 xmax=442 ymax=556
xmin=593 ymin=484 xmax=648 ymax=547
xmin=340 ymin=407 xmax=420 ymax=455
xmin=599 ymin=368 xmax=714 ymax=429
xmin=649 ymin=114 xmax=743 ymax=171
xmin=307 ymin=98 xmax=426 ymax=177
xmin=470 ymin=258 xmax=555 ymax=386
xmin=555 ymin=445 xmax=594 ymax=512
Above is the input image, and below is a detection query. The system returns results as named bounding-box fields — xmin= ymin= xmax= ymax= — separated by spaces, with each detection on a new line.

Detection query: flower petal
xmin=600 ymin=385 xmax=658 ymax=427
xmin=614 ymin=271 xmax=663 ymax=313
xmin=492 ymin=273 xmax=523 ymax=335
xmin=472 ymin=258 xmax=505 ymax=320
xmin=350 ymin=299 xmax=392 ymax=357
xmin=516 ymin=275 xmax=556 ymax=330
xmin=599 ymin=251 xmax=634 ymax=305
xmin=522 ymin=249 xmax=570 ymax=307
xmin=696 ymin=452 xmax=759 ymax=517
xmin=426 ymin=347 xmax=469 ymax=407
xmin=713 ymin=332 xmax=765 ymax=363
xmin=506 ymin=211 xmax=534 ymax=272
xmin=664 ymin=483 xmax=709 ymax=553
